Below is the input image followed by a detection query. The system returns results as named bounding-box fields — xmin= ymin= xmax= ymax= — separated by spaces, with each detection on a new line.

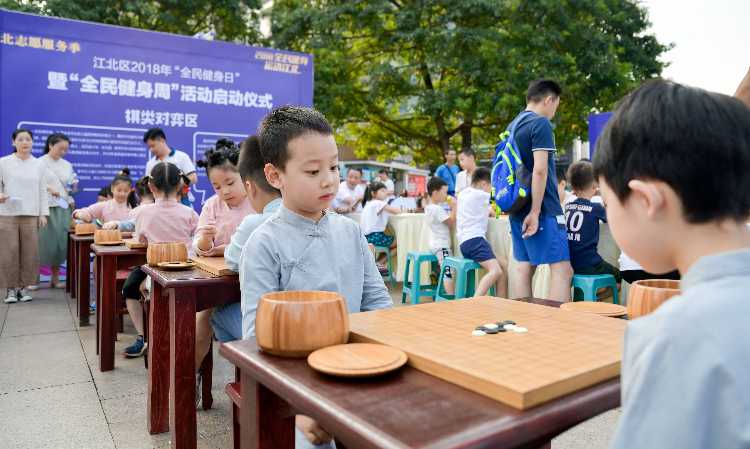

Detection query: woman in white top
xmin=38 ymin=133 xmax=77 ymax=288
xmin=0 ymin=129 xmax=50 ymax=303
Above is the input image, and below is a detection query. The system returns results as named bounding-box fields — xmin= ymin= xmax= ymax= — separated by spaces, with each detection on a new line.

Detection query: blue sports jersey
xmin=565 ymin=197 xmax=607 ymax=270
xmin=509 ymin=110 xmax=563 ymax=219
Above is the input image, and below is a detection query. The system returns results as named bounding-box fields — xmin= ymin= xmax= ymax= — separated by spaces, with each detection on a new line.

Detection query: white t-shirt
xmin=145 ymin=149 xmax=196 ymax=176
xmin=456 ymin=187 xmax=490 ymax=244
xmin=333 ymin=181 xmax=366 ymax=212
xmin=360 ymin=199 xmax=389 ymax=235
xmin=425 ymin=203 xmax=451 ymax=249
xmin=455 ymin=170 xmax=471 ymax=194
xmin=619 ymin=252 xmax=643 ymax=272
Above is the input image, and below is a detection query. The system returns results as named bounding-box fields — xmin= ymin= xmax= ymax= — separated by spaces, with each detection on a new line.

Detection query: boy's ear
xmin=264 ymin=163 xmax=283 ymax=190
xmin=627 ymin=180 xmax=666 ymax=218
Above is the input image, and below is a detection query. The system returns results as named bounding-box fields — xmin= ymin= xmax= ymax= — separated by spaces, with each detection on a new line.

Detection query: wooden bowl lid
xmin=631 ymin=279 xmax=680 ymax=291
xmin=307 ymin=343 xmax=407 ymax=378
xmin=560 ymin=301 xmax=627 ymax=317
xmin=262 ymin=290 xmax=344 ymax=304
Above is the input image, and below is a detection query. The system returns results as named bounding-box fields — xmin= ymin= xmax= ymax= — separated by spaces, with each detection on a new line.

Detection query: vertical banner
xmin=0 ymin=9 xmax=313 ymax=210
xmin=588 ymin=112 xmax=613 ymax=159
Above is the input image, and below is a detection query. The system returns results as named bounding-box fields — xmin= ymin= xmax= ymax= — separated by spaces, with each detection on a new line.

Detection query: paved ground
xmin=0 ymin=285 xmax=619 ymax=449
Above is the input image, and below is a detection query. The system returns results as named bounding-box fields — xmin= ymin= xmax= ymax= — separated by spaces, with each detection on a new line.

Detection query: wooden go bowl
xmin=256 ymin=290 xmax=350 ymax=358
xmin=146 ymin=242 xmax=188 ymax=267
xmin=94 ymin=229 xmax=122 ymax=244
xmin=627 ymin=279 xmax=681 ymax=319
xmin=74 ymin=222 xmax=96 ymax=235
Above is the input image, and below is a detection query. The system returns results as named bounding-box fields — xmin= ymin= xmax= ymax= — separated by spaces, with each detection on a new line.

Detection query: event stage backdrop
xmin=0 ymin=9 xmax=313 ymax=210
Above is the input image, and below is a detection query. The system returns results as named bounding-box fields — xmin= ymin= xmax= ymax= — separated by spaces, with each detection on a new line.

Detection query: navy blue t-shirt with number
xmin=565 ymin=198 xmax=607 ymax=270
xmin=509 ymin=110 xmax=563 ymax=220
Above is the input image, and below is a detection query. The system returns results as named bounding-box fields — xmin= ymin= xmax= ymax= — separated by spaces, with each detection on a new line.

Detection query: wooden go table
xmin=141 ymin=265 xmax=240 ymax=449
xmin=220 ymin=298 xmax=622 ymax=449
xmin=91 ymin=243 xmax=146 ymax=372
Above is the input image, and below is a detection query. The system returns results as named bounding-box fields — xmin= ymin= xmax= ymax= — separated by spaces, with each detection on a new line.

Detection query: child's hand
xmin=102 ymin=221 xmax=119 ymax=230
xmin=0 ymin=193 xmax=7 ymax=204
xmin=196 ymin=224 xmax=217 ymax=251
xmin=74 ymin=210 xmax=92 ymax=222
xmin=296 ymin=415 xmax=332 ymax=445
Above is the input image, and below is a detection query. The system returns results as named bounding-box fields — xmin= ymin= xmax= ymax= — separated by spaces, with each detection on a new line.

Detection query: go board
xmin=348 ymin=297 xmax=626 ymax=410
xmin=124 ymin=238 xmax=147 ymax=249
xmin=190 ymin=256 xmax=235 ymax=276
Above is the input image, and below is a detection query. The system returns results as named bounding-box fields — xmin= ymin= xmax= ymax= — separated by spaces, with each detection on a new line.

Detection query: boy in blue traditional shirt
xmin=594 ymin=80 xmax=750 ymax=449
xmin=240 ymin=106 xmax=393 ymax=448
xmin=564 ymin=160 xmax=620 ymax=289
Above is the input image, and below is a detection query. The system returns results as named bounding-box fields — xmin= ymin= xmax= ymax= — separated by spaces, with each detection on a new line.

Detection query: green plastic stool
xmin=401 ymin=252 xmax=439 ymax=304
xmin=435 ymin=257 xmax=495 ymax=301
xmin=373 ymin=245 xmax=395 ymax=289
xmin=571 ymin=274 xmax=619 ymax=304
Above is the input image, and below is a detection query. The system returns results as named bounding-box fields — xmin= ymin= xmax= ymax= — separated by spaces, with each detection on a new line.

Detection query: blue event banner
xmin=587 ymin=112 xmax=612 ymax=159
xmin=0 ymin=9 xmax=313 ymax=210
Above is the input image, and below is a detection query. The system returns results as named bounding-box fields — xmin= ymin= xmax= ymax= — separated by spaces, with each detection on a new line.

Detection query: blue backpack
xmin=491 ymin=111 xmax=533 ymax=214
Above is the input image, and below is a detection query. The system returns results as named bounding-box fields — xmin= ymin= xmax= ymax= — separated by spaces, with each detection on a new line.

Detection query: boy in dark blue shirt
xmin=564 ymin=161 xmax=621 ymax=287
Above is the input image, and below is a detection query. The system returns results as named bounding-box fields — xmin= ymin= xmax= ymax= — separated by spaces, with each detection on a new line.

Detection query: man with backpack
xmin=502 ymin=80 xmax=573 ymax=301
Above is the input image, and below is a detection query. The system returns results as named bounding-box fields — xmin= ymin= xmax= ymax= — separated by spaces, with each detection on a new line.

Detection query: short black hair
xmin=378 ymin=168 xmax=388 ymax=175
xmin=471 ymin=166 xmax=491 ymax=184
xmin=347 ymin=167 xmax=362 ymax=176
xmin=444 ymin=148 xmax=456 ymax=155
xmin=238 ymin=136 xmax=280 ymax=195
xmin=258 ymin=105 xmax=333 ymax=170
xmin=527 ymin=79 xmax=562 ymax=103
xmin=459 ymin=148 xmax=475 ymax=158
xmin=568 ymin=161 xmax=595 ymax=192
xmin=593 ymin=79 xmax=750 ymax=223
xmin=555 ymin=164 xmax=568 ymax=184
xmin=143 ymin=128 xmax=166 ymax=143
xmin=427 ymin=176 xmax=448 ymax=196
xmin=196 ymin=138 xmax=240 ymax=173
xmin=149 ymin=161 xmax=183 ymax=196
xmin=44 ymin=133 xmax=70 ymax=154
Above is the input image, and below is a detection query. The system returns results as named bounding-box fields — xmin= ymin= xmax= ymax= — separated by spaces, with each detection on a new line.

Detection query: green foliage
xmin=269 ymin=0 xmax=670 ymax=164
xmin=1 ymin=0 xmax=263 ymax=44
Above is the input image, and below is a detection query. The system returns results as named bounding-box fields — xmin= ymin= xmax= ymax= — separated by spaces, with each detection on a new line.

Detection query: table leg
xmin=95 ymin=257 xmax=100 ymax=355
xmin=170 ymin=287 xmax=197 ymax=449
xmin=201 ymin=340 xmax=214 ymax=410
xmin=98 ymin=255 xmax=116 ymax=372
xmin=76 ymin=242 xmax=90 ymax=326
xmin=148 ymin=281 xmax=170 ymax=434
xmin=66 ymin=235 xmax=73 ymax=295
xmin=240 ymin=373 xmax=295 ymax=449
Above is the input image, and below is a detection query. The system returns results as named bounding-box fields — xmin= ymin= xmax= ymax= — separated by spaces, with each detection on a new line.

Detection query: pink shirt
xmin=193 ymin=195 xmax=254 ymax=256
xmin=79 ymin=199 xmax=131 ymax=222
xmin=135 ymin=198 xmax=199 ymax=247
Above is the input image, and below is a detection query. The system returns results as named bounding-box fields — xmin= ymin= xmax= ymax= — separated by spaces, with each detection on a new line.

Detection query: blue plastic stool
xmin=571 ymin=274 xmax=619 ymax=304
xmin=373 ymin=245 xmax=395 ymax=289
xmin=401 ymin=252 xmax=439 ymax=304
xmin=435 ymin=257 xmax=496 ymax=301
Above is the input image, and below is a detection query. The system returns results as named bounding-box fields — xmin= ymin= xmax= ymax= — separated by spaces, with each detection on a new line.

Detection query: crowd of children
xmin=13 ymin=73 xmax=750 ymax=449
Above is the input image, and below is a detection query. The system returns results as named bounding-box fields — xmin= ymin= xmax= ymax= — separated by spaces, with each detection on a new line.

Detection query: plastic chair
xmin=571 ymin=274 xmax=619 ymax=304
xmin=373 ymin=245 xmax=395 ymax=289
xmin=401 ymin=252 xmax=439 ymax=304
xmin=435 ymin=257 xmax=496 ymax=301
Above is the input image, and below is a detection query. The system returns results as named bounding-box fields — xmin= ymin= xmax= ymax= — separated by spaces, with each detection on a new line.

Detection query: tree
xmin=269 ymin=0 xmax=669 ymax=164
xmin=1 ymin=0 xmax=263 ymax=45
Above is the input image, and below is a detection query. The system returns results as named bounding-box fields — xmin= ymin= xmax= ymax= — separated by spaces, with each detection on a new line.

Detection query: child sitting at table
xmin=211 ymin=135 xmax=282 ymax=343
xmin=594 ymin=80 xmax=750 ymax=449
xmin=564 ymin=160 xmax=620 ymax=298
xmin=456 ymin=167 xmax=507 ymax=298
xmin=102 ymin=176 xmax=154 ymax=231
xmin=240 ymin=106 xmax=393 ymax=448
xmin=120 ymin=162 xmax=199 ymax=358
xmin=361 ymin=180 xmax=402 ymax=264
xmin=425 ymin=176 xmax=456 ymax=294
xmin=191 ymin=138 xmax=253 ymax=386
xmin=73 ymin=168 xmax=136 ymax=224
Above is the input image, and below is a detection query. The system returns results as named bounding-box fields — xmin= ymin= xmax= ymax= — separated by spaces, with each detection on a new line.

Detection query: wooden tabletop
xmin=221 ymin=337 xmax=620 ymax=449
xmin=141 ymin=265 xmax=238 ymax=288
xmin=70 ymin=234 xmax=95 ymax=242
xmin=91 ymin=244 xmax=147 ymax=256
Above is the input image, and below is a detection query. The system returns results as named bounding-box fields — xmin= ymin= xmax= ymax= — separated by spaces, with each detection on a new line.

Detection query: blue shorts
xmin=459 ymin=237 xmax=496 ymax=263
xmin=210 ymin=302 xmax=242 ymax=342
xmin=366 ymin=231 xmax=394 ymax=248
xmin=510 ymin=214 xmax=570 ymax=266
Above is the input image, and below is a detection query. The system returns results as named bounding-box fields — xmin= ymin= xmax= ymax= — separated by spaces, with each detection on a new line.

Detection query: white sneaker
xmin=4 ymin=288 xmax=18 ymax=304
xmin=18 ymin=288 xmax=32 ymax=302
